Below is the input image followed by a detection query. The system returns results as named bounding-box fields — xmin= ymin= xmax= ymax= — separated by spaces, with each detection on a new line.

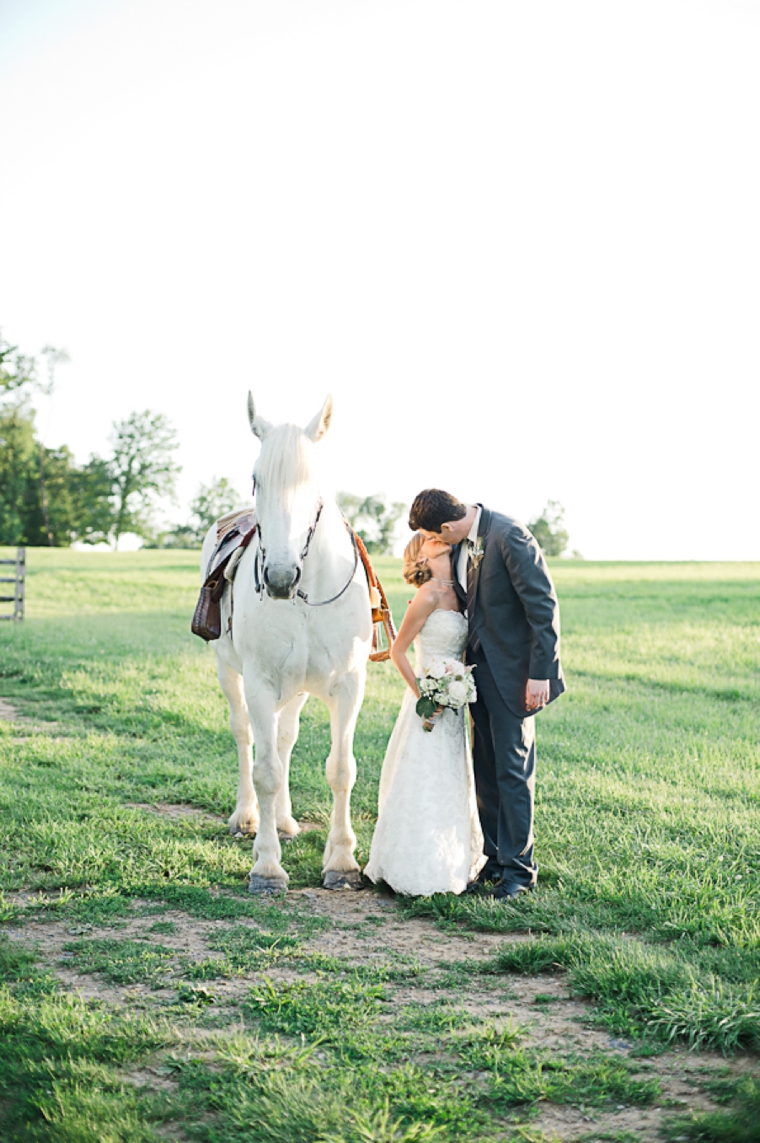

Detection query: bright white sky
xmin=1 ymin=0 xmax=758 ymax=559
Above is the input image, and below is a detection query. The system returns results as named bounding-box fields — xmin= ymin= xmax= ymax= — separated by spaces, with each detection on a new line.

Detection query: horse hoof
xmin=249 ymin=874 xmax=288 ymax=896
xmin=277 ymin=817 xmax=301 ymax=838
xmin=278 ymin=831 xmax=298 ymax=844
xmin=230 ymin=821 xmax=258 ymax=837
xmin=323 ymin=870 xmax=364 ymax=891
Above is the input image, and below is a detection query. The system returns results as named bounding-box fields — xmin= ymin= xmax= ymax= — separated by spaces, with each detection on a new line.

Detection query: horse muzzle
xmin=263 ymin=563 xmax=302 ymax=600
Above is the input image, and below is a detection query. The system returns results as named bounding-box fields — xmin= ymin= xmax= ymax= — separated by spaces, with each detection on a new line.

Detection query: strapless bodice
xmin=414 ymin=609 xmax=468 ymax=671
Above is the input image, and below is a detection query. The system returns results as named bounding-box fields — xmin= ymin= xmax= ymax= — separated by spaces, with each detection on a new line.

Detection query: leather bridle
xmin=252 ymin=494 xmax=360 ymax=606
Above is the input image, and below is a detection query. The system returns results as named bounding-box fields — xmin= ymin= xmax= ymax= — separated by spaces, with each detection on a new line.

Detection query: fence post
xmin=15 ymin=547 xmax=25 ymax=620
xmin=0 ymin=547 xmax=25 ymax=622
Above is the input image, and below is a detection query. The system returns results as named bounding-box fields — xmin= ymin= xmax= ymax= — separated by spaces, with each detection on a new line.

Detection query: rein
xmin=253 ymin=499 xmax=360 ymax=607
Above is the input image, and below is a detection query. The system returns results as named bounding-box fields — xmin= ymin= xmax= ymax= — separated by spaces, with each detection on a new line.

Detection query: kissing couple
xmin=364 ymin=488 xmax=565 ymax=901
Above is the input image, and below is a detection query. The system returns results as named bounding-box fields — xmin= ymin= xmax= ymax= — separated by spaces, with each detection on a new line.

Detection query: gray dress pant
xmin=468 ymin=649 xmax=537 ymax=888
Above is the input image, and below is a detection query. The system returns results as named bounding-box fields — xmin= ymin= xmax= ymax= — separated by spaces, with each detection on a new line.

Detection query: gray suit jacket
xmin=455 ymin=506 xmax=565 ymax=719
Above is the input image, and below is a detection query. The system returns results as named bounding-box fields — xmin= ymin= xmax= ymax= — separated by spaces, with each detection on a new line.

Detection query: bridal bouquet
xmin=416 ymin=658 xmax=477 ymax=731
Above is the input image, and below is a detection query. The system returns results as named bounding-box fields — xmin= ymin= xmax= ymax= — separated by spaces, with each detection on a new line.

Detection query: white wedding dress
xmin=364 ymin=609 xmax=486 ymax=896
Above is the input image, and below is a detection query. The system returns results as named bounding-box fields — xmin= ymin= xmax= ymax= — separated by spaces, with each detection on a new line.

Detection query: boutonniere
xmin=469 ymin=538 xmax=485 ymax=569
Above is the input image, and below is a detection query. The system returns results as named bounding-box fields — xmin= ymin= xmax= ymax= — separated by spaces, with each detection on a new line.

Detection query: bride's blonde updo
xmin=403 ymin=533 xmax=432 ymax=588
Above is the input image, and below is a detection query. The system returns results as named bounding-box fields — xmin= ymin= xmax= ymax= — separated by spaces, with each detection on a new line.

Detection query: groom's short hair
xmin=408 ymin=489 xmax=467 ymax=533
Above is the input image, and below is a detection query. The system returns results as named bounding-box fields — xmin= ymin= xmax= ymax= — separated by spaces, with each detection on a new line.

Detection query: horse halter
xmin=252 ymin=493 xmax=359 ymax=606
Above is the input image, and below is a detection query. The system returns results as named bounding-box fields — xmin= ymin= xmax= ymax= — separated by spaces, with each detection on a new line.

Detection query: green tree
xmin=148 ymin=477 xmax=244 ymax=549
xmin=190 ymin=476 xmax=242 ymax=541
xmin=22 ymin=444 xmax=79 ymax=546
xmin=68 ymin=457 xmax=116 ymax=545
xmin=0 ymin=329 xmax=120 ymax=546
xmin=146 ymin=524 xmax=197 ymax=550
xmin=1 ymin=331 xmax=75 ymax=546
xmin=109 ymin=411 xmax=181 ymax=547
xmin=528 ymin=500 xmax=570 ymax=558
xmin=337 ymin=492 xmax=406 ymax=554
xmin=0 ymin=333 xmax=43 ymax=401
xmin=0 ymin=406 xmax=39 ymax=544
xmin=0 ymin=333 xmax=45 ymax=544
xmin=0 ymin=411 xmax=105 ymax=547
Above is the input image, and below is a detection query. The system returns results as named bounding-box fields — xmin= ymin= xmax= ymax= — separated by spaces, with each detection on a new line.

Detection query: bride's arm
xmin=390 ymin=585 xmax=440 ymax=697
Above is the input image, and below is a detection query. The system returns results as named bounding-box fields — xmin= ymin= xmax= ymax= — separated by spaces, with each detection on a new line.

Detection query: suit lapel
xmin=459 ymin=507 xmax=482 ymax=630
xmin=466 ymin=505 xmax=490 ymax=621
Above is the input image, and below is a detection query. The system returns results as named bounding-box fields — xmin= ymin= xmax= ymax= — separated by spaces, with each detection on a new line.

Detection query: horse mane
xmin=256 ymin=423 xmax=315 ymax=504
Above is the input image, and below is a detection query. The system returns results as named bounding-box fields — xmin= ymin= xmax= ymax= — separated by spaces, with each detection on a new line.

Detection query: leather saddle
xmin=190 ymin=508 xmax=396 ymax=662
xmin=191 ymin=510 xmax=256 ymax=642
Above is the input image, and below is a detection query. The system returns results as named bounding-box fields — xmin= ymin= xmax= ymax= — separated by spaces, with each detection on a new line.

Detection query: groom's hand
xmin=526 ymin=679 xmax=550 ymax=710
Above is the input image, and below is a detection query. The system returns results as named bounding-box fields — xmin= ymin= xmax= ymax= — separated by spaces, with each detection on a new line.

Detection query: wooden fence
xmin=0 ymin=547 xmax=25 ymax=622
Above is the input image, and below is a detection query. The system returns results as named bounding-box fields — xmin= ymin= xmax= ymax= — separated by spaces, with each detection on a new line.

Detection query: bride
xmin=364 ymin=534 xmax=485 ymax=896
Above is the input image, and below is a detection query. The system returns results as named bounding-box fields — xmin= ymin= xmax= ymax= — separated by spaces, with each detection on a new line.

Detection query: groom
xmin=409 ymin=489 xmax=565 ymax=900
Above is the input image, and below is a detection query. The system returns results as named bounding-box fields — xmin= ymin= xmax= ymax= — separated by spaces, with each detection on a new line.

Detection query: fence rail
xmin=0 ymin=547 xmax=25 ymax=621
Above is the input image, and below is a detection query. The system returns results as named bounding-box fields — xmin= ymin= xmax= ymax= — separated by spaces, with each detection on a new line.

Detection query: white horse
xmin=201 ymin=394 xmax=373 ymax=893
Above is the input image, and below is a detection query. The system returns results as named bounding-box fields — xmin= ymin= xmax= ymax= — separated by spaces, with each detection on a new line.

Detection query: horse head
xmin=248 ymin=393 xmax=333 ymax=600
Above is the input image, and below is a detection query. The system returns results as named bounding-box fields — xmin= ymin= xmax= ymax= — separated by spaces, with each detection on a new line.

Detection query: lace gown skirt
xmin=364 ymin=610 xmax=485 ymax=896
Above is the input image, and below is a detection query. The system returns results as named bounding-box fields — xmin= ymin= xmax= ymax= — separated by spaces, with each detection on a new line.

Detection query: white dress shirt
xmin=457 ymin=505 xmax=482 ymax=595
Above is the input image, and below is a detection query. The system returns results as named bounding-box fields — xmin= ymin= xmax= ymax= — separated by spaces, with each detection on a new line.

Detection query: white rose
xmin=426 ymin=659 xmax=447 ymax=679
xmin=446 ymin=680 xmax=468 ymax=707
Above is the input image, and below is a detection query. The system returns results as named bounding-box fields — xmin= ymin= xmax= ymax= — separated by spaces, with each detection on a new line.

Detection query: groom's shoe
xmin=489 ymin=879 xmax=534 ymax=902
xmin=466 ymin=860 xmax=503 ymax=893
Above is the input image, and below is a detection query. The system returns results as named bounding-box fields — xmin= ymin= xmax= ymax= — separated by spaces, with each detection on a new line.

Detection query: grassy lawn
xmin=0 ymin=548 xmax=758 ymax=1142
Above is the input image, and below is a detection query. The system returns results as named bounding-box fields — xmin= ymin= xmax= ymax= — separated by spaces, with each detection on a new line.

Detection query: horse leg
xmin=276 ymin=692 xmax=307 ymax=839
xmin=322 ymin=669 xmax=365 ymax=890
xmin=245 ymin=680 xmax=289 ymax=894
xmin=216 ymin=657 xmax=259 ymax=836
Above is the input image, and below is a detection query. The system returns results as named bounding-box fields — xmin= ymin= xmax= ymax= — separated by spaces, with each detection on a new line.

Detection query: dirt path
xmin=5 ymin=800 xmax=755 ymax=1142
xmin=0 ymin=697 xmax=23 ymax=721
xmin=7 ymin=871 xmax=754 ymax=1143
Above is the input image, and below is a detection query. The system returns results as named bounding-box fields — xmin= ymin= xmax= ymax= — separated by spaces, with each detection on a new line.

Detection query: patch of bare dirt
xmin=124 ymin=1067 xmax=179 ymax=1093
xmin=0 ymin=696 xmax=61 ymax=732
xmin=10 ymin=908 xmax=247 ymax=1001
xmin=5 ymin=886 xmax=756 ymax=1142
xmin=531 ymin=1059 xmax=742 ymax=1143
xmin=126 ymin=802 xmax=224 ymax=824
xmin=291 ymin=886 xmax=522 ymax=966
xmin=0 ymin=698 xmax=24 ymax=722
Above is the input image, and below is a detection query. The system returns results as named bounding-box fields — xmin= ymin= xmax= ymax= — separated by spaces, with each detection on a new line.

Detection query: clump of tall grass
xmin=494 ymin=931 xmax=760 ymax=1053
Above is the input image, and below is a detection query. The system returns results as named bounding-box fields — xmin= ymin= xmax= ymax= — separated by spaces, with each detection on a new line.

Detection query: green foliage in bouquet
xmin=415 ymin=692 xmax=439 ymax=720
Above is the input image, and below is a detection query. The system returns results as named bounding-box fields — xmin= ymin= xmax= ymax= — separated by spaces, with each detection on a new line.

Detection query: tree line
xmin=0 ymin=332 xmax=410 ymax=553
xmin=1 ymin=330 xmax=573 ymax=555
xmin=0 ymin=332 xmax=205 ymax=548
xmin=338 ymin=495 xmax=574 ymax=557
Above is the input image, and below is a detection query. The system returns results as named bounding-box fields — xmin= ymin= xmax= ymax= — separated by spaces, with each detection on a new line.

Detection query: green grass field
xmin=0 ymin=548 xmax=758 ymax=1142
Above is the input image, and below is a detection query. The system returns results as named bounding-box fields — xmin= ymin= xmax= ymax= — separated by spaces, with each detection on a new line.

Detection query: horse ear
xmin=248 ymin=392 xmax=273 ymax=440
xmin=305 ymin=395 xmax=333 ymax=442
